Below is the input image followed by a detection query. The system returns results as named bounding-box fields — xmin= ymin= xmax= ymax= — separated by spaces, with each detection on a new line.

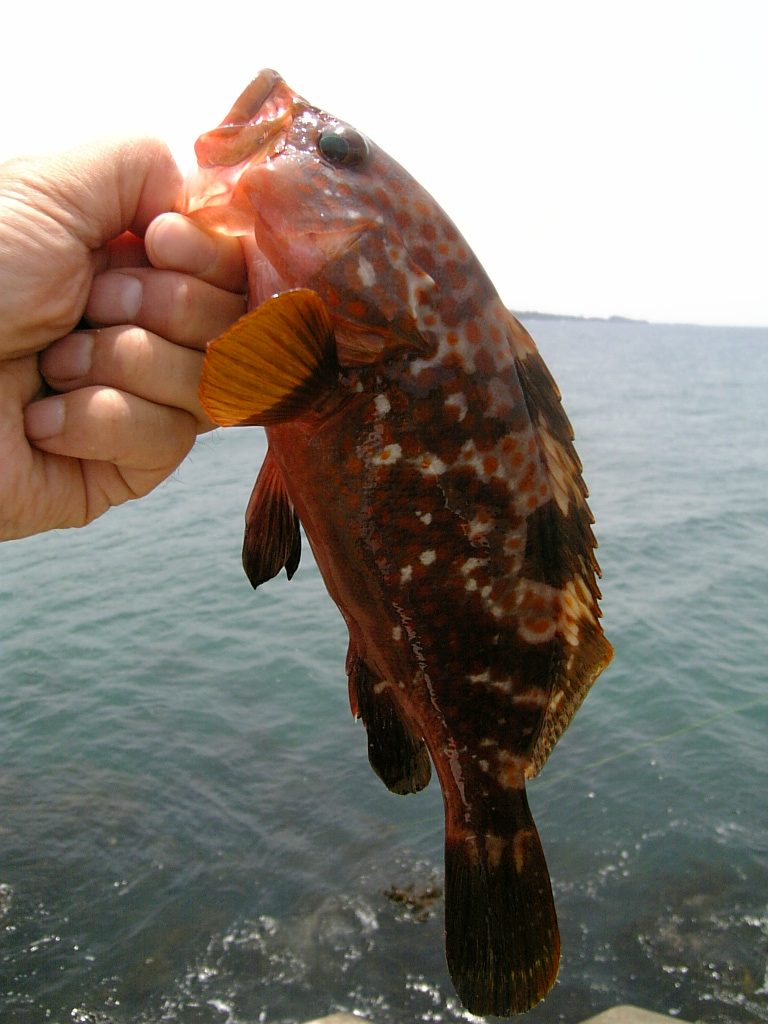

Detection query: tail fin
xmin=444 ymin=792 xmax=560 ymax=1016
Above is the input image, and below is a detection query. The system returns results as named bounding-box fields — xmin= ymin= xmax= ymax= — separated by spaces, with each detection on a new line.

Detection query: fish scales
xmin=182 ymin=70 xmax=613 ymax=1016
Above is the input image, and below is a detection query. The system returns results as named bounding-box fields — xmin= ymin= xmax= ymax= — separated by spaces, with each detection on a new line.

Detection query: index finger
xmin=145 ymin=213 xmax=247 ymax=294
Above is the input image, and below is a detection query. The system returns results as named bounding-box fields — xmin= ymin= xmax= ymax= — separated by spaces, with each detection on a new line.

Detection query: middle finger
xmin=85 ymin=267 xmax=247 ymax=349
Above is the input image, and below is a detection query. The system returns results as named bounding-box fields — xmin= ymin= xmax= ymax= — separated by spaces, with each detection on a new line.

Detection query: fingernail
xmin=151 ymin=213 xmax=217 ymax=274
xmin=87 ymin=272 xmax=143 ymax=324
xmin=25 ymin=397 xmax=66 ymax=440
xmin=40 ymin=332 xmax=95 ymax=382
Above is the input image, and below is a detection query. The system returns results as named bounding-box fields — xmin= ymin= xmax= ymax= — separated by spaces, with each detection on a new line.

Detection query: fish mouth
xmin=178 ymin=69 xmax=303 ymax=223
xmin=194 ymin=69 xmax=300 ymax=169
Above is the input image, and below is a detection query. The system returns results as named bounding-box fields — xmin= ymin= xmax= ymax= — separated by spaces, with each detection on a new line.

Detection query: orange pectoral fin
xmin=199 ymin=289 xmax=339 ymax=427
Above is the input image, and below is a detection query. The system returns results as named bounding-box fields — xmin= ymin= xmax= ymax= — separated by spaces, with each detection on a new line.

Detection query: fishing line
xmin=536 ymin=693 xmax=768 ymax=789
xmin=396 ymin=694 xmax=768 ymax=835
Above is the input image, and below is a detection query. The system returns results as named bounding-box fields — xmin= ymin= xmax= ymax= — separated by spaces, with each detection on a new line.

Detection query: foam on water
xmin=1 ymin=318 xmax=767 ymax=1023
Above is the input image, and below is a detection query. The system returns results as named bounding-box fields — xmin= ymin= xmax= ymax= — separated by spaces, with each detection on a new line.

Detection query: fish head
xmin=178 ymin=69 xmax=436 ymax=352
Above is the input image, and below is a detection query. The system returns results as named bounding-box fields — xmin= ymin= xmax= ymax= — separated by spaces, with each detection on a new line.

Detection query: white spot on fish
xmin=465 ymin=516 xmax=493 ymax=542
xmin=460 ymin=557 xmax=487 ymax=575
xmin=400 ymin=565 xmax=413 ymax=584
xmin=492 ymin=677 xmax=514 ymax=694
xmin=371 ymin=443 xmax=402 ymax=465
xmin=444 ymin=392 xmax=468 ymax=422
xmin=417 ymin=511 xmax=432 ymax=525
xmin=548 ymin=689 xmax=565 ymax=714
xmin=513 ymin=687 xmax=548 ymax=708
xmin=357 ymin=256 xmax=376 ymax=288
xmin=469 ymin=669 xmax=491 ymax=684
xmin=392 ymin=625 xmax=402 ymax=641
xmin=417 ymin=453 xmax=448 ymax=476
xmin=374 ymin=394 xmax=391 ymax=417
xmin=420 ymin=549 xmax=436 ymax=566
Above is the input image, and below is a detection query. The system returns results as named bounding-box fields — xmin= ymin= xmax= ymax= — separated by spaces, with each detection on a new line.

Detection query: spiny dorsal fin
xmin=242 ymin=447 xmax=301 ymax=588
xmin=199 ymin=289 xmax=339 ymax=427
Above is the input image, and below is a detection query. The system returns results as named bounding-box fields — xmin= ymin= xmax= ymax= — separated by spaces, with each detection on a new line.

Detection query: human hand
xmin=0 ymin=138 xmax=247 ymax=541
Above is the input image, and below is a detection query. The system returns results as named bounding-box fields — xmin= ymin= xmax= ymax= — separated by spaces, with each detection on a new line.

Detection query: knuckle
xmin=109 ymin=326 xmax=152 ymax=380
xmin=169 ymin=277 xmax=196 ymax=339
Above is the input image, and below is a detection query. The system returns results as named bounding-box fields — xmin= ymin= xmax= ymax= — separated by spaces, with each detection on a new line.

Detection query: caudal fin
xmin=444 ymin=796 xmax=560 ymax=1016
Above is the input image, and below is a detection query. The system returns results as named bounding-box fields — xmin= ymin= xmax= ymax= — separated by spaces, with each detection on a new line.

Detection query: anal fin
xmin=445 ymin=789 xmax=560 ymax=1016
xmin=242 ymin=447 xmax=301 ymax=588
xmin=348 ymin=655 xmax=431 ymax=795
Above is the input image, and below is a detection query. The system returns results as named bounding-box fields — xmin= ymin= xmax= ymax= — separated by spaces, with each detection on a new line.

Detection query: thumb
xmin=50 ymin=137 xmax=182 ymax=246
xmin=0 ymin=138 xmax=182 ymax=354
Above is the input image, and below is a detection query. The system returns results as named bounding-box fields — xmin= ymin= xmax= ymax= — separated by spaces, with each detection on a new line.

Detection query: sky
xmin=2 ymin=0 xmax=766 ymax=326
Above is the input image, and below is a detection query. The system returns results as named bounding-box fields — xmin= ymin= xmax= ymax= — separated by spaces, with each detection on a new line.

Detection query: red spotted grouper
xmin=180 ymin=69 xmax=613 ymax=1016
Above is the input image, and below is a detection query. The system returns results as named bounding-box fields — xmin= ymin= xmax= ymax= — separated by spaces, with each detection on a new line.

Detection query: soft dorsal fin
xmin=242 ymin=447 xmax=301 ymax=588
xmin=505 ymin=312 xmax=613 ymax=775
xmin=527 ymin=622 xmax=613 ymax=779
xmin=199 ymin=289 xmax=339 ymax=427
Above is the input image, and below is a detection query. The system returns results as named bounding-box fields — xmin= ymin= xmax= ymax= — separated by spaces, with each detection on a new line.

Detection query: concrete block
xmin=301 ymin=1015 xmax=361 ymax=1024
xmin=580 ymin=1006 xmax=693 ymax=1024
xmin=300 ymin=1005 xmax=693 ymax=1024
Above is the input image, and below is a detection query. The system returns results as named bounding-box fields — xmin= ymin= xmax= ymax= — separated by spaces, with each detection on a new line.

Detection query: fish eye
xmin=318 ymin=125 xmax=368 ymax=167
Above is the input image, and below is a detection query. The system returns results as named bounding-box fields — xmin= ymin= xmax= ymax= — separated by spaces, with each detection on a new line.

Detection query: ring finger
xmin=39 ymin=326 xmax=214 ymax=431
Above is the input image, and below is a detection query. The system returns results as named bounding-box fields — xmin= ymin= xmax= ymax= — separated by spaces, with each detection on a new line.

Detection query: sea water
xmin=1 ymin=317 xmax=767 ymax=1024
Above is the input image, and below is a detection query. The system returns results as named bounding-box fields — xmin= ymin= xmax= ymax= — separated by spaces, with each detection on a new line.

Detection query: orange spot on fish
xmin=442 ymin=352 xmax=464 ymax=370
xmin=466 ymin=321 xmax=483 ymax=346
xmin=519 ymin=462 xmax=536 ymax=492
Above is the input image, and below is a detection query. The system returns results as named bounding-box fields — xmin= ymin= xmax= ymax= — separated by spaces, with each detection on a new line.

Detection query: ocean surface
xmin=1 ymin=317 xmax=767 ymax=1024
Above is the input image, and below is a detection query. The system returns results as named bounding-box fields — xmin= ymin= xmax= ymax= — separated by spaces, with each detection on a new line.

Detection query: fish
xmin=179 ymin=69 xmax=613 ymax=1016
